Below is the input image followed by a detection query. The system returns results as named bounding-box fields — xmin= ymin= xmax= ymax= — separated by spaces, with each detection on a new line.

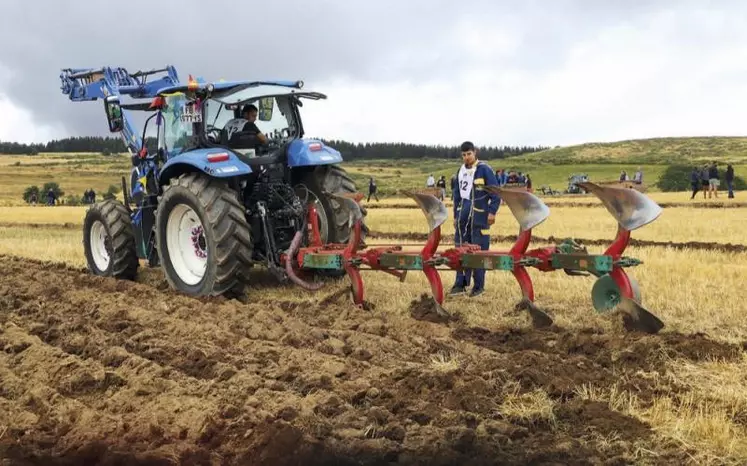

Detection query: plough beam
xmin=288 ymin=182 xmax=665 ymax=333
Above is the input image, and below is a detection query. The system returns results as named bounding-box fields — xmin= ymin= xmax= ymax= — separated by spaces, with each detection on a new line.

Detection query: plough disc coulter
xmin=285 ymin=182 xmax=665 ymax=334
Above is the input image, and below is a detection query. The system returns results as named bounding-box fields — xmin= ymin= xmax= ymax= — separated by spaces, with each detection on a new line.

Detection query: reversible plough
xmin=284 ymin=181 xmax=666 ymax=334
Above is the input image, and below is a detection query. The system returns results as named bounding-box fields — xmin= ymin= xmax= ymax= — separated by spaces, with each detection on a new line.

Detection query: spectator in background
xmin=633 ymin=167 xmax=643 ymax=184
xmin=426 ymin=174 xmax=435 ymax=187
xmin=700 ymin=165 xmax=709 ymax=199
xmin=367 ymin=177 xmax=379 ymax=202
xmin=690 ymin=167 xmax=700 ymax=200
xmin=436 ymin=175 xmax=446 ymax=200
xmin=619 ymin=170 xmax=627 ymax=181
xmin=525 ymin=173 xmax=533 ymax=192
xmin=708 ymin=162 xmax=719 ymax=199
xmin=495 ymin=169 xmax=507 ymax=186
xmin=47 ymin=188 xmax=57 ymax=206
xmin=725 ymin=164 xmax=735 ymax=199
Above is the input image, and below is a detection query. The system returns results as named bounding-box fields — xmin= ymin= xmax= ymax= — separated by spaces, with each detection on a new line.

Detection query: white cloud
xmin=4 ymin=3 xmax=747 ymax=148
xmin=0 ymin=62 xmax=65 ymax=143
xmin=0 ymin=95 xmax=65 ymax=144
xmin=302 ymin=6 xmax=747 ymax=147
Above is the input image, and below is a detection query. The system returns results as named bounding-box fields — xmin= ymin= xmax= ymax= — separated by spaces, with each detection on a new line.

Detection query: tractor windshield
xmin=204 ymin=94 xmax=298 ymax=143
xmin=158 ymin=84 xmax=326 ymax=157
xmin=202 ymin=84 xmax=322 ymax=154
xmin=160 ymin=93 xmax=201 ymax=157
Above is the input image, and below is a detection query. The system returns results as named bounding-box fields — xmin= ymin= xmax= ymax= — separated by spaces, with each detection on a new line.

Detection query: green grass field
xmin=1 ymin=135 xmax=744 ymax=205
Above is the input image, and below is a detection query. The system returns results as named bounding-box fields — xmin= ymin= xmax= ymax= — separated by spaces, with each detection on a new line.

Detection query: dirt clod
xmin=408 ymin=294 xmax=459 ymax=323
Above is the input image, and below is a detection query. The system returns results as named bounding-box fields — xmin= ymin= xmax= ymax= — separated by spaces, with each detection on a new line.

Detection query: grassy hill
xmin=345 ymin=136 xmax=747 ymax=194
xmin=516 ymin=136 xmax=747 ymax=165
xmin=1 ymin=137 xmax=744 ymax=205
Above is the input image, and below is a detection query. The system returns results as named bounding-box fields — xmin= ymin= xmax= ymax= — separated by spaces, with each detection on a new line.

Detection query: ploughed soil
xmin=1 ymin=255 xmax=745 ymax=465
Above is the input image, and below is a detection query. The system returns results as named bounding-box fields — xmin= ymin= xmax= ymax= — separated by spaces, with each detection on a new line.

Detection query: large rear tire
xmin=83 ymin=199 xmax=139 ymax=280
xmin=295 ymin=164 xmax=369 ymax=245
xmin=295 ymin=165 xmax=368 ymax=279
xmin=155 ymin=173 xmax=253 ymax=297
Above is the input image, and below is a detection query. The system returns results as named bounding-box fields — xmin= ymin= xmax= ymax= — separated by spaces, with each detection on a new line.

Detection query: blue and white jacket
xmin=452 ymin=160 xmax=500 ymax=229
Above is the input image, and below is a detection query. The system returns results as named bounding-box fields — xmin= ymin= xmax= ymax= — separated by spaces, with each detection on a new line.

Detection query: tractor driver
xmin=222 ymin=104 xmax=268 ymax=150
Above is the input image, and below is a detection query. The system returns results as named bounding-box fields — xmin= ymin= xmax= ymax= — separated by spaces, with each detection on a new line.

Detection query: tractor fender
xmin=158 ymin=148 xmax=252 ymax=186
xmin=287 ymin=139 xmax=343 ymax=168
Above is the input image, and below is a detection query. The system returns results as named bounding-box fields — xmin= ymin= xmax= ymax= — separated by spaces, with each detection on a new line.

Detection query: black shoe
xmin=469 ymin=288 xmax=484 ymax=298
xmin=449 ymin=285 xmax=466 ymax=296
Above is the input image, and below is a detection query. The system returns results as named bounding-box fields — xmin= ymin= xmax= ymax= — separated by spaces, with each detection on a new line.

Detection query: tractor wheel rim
xmin=166 ymin=204 xmax=207 ymax=286
xmin=90 ymin=220 xmax=111 ymax=271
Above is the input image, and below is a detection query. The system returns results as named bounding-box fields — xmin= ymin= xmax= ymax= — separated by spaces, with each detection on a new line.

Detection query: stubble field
xmin=1 ymin=153 xmax=747 ymax=465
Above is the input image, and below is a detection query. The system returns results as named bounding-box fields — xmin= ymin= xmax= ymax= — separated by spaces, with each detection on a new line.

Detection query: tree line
xmin=0 ymin=136 xmax=549 ymax=160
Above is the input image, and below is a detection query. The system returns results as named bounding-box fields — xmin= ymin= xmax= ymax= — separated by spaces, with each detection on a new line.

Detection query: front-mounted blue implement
xmin=285 ymin=182 xmax=665 ymax=334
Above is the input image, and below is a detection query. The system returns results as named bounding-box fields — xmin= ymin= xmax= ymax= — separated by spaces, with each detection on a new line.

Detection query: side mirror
xmin=104 ymin=96 xmax=124 ymax=133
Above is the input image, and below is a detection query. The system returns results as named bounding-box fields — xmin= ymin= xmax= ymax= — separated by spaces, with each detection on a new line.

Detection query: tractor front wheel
xmin=591 ymin=274 xmax=642 ymax=313
xmin=83 ymin=199 xmax=139 ymax=280
xmin=155 ymin=173 xmax=253 ymax=298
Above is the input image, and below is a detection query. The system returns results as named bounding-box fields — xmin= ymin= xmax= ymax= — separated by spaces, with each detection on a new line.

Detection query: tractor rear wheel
xmin=295 ymin=165 xmax=369 ymax=279
xmin=295 ymin=164 xmax=369 ymax=246
xmin=83 ymin=199 xmax=139 ymax=280
xmin=155 ymin=173 xmax=253 ymax=298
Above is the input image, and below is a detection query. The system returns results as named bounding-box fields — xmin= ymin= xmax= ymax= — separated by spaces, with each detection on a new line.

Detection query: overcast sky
xmin=2 ymin=0 xmax=747 ymax=147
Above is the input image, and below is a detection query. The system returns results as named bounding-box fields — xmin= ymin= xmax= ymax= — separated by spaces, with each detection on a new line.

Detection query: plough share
xmin=284 ymin=181 xmax=665 ymax=334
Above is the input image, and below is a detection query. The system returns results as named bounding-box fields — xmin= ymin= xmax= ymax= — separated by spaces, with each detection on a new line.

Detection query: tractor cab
xmin=150 ymin=80 xmax=327 ymax=163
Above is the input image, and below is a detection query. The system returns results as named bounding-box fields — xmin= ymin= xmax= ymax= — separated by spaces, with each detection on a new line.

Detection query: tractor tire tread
xmin=319 ymin=164 xmax=370 ymax=243
xmin=85 ymin=199 xmax=139 ymax=280
xmin=159 ymin=172 xmax=252 ymax=297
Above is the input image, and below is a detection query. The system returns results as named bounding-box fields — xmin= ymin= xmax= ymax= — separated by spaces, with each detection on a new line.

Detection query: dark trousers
xmin=367 ymin=189 xmax=379 ymax=202
xmin=454 ymin=221 xmax=490 ymax=290
xmin=727 ymin=180 xmax=734 ymax=198
xmin=690 ymin=182 xmax=699 ymax=199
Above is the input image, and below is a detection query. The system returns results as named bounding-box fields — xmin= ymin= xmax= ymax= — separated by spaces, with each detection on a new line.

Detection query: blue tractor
xmin=60 ymin=66 xmax=368 ymax=299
